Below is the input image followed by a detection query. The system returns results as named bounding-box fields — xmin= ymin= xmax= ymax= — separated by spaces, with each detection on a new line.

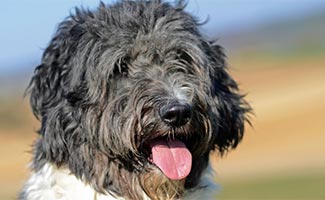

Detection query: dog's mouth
xmin=147 ymin=138 xmax=192 ymax=180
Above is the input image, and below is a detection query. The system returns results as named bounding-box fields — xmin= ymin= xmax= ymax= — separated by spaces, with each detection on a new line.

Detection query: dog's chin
xmin=139 ymin=166 xmax=186 ymax=200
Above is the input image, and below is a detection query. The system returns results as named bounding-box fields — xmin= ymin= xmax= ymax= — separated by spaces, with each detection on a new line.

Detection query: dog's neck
xmin=21 ymin=162 xmax=218 ymax=200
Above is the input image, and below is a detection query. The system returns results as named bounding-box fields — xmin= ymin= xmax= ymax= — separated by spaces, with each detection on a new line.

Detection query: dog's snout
xmin=160 ymin=102 xmax=192 ymax=127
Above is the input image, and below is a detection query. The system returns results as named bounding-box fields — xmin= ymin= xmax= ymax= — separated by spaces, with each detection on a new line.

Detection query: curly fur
xmin=20 ymin=0 xmax=250 ymax=199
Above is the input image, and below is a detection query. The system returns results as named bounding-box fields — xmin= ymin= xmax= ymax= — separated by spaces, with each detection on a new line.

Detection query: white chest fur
xmin=22 ymin=163 xmax=218 ymax=200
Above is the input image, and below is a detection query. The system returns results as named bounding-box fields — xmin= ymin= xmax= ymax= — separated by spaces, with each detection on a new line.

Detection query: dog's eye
xmin=113 ymin=61 xmax=128 ymax=77
xmin=120 ymin=63 xmax=128 ymax=76
xmin=177 ymin=50 xmax=193 ymax=64
xmin=171 ymin=67 xmax=186 ymax=74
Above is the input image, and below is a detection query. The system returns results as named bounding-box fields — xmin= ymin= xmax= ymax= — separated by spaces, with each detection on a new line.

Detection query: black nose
xmin=160 ymin=102 xmax=192 ymax=127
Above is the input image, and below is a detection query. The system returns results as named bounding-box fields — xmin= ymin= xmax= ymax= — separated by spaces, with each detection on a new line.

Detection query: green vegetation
xmin=217 ymin=172 xmax=325 ymax=200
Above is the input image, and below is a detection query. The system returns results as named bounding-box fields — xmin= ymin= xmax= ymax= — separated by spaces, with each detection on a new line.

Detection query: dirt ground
xmin=0 ymin=57 xmax=324 ymax=199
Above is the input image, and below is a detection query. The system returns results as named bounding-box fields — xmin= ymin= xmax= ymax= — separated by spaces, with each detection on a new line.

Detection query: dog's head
xmin=28 ymin=1 xmax=250 ymax=199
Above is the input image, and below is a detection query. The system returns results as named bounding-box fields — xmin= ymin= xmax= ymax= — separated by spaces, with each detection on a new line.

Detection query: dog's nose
xmin=160 ymin=102 xmax=192 ymax=127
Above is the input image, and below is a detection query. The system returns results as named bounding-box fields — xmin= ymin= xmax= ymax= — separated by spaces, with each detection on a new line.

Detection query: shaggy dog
xmin=20 ymin=0 xmax=250 ymax=199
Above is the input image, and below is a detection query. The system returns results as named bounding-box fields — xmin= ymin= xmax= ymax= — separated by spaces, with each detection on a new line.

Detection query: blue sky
xmin=1 ymin=0 xmax=325 ymax=73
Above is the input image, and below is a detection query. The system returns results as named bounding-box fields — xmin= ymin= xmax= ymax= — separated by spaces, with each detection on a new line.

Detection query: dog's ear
xmin=28 ymin=19 xmax=85 ymax=119
xmin=26 ymin=16 xmax=87 ymax=165
xmin=208 ymin=43 xmax=251 ymax=154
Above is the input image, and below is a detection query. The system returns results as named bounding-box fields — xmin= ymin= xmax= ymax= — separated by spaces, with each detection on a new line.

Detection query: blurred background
xmin=1 ymin=0 xmax=325 ymax=199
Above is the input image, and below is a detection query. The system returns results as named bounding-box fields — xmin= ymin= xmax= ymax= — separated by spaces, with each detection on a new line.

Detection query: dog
xmin=20 ymin=0 xmax=250 ymax=199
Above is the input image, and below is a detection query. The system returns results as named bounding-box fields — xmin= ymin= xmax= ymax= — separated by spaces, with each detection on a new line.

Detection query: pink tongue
xmin=150 ymin=139 xmax=192 ymax=180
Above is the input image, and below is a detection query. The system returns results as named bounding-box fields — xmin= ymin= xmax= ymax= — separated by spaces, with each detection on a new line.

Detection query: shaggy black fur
xmin=22 ymin=0 xmax=250 ymax=199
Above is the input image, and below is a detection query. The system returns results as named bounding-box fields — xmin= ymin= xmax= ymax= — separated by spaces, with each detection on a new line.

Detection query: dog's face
xmin=28 ymin=1 xmax=250 ymax=199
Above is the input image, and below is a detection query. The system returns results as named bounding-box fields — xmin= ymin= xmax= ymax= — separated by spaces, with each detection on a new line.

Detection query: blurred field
xmin=0 ymin=56 xmax=324 ymax=199
xmin=0 ymin=99 xmax=37 ymax=200
xmin=218 ymin=172 xmax=325 ymax=199
xmin=214 ymin=56 xmax=325 ymax=199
